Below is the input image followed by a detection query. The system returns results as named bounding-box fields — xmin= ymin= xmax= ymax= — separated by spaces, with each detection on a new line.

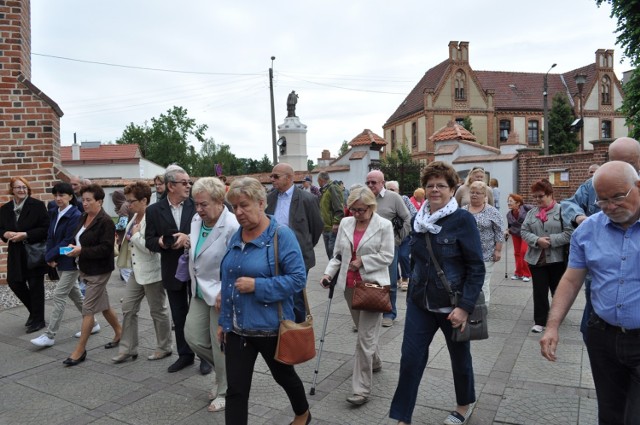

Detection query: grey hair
xmin=317 ymin=171 xmax=330 ymax=181
xmin=385 ymin=180 xmax=399 ymax=191
xmin=192 ymin=177 xmax=226 ymax=203
xmin=226 ymin=177 xmax=267 ymax=205
xmin=164 ymin=165 xmax=187 ymax=183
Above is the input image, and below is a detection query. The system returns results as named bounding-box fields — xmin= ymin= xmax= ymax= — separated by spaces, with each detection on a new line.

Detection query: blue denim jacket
xmin=408 ymin=209 xmax=485 ymax=313
xmin=219 ymin=218 xmax=307 ymax=334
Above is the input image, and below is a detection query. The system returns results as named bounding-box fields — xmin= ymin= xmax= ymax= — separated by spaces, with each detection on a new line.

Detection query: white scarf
xmin=413 ymin=197 xmax=458 ymax=234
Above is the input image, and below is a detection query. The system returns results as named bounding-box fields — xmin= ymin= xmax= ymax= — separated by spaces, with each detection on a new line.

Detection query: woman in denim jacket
xmin=390 ymin=161 xmax=485 ymax=425
xmin=218 ymin=177 xmax=310 ymax=425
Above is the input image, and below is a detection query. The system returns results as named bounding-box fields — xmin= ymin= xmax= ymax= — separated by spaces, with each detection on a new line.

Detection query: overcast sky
xmin=30 ymin=0 xmax=630 ymax=166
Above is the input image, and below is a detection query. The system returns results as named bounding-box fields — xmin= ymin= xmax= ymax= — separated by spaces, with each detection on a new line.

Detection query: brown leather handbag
xmin=351 ymin=280 xmax=392 ymax=313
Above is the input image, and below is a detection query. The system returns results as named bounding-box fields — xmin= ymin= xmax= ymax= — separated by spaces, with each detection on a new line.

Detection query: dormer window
xmin=455 ymin=70 xmax=466 ymax=100
xmin=601 ymin=75 xmax=611 ymax=105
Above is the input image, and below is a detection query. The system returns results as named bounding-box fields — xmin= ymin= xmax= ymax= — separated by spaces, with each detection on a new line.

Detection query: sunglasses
xmin=365 ymin=181 xmax=380 ymax=186
xmin=172 ymin=180 xmax=193 ymax=186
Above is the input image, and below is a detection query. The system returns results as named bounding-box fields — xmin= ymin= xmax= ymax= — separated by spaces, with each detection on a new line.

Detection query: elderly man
xmin=561 ymin=137 xmax=640 ymax=340
xmin=317 ymin=171 xmax=344 ymax=260
xmin=365 ymin=170 xmax=411 ymax=327
xmin=145 ymin=166 xmax=210 ymax=375
xmin=301 ymin=176 xmax=321 ymax=200
xmin=541 ymin=161 xmax=640 ymax=425
xmin=266 ymin=163 xmax=324 ymax=322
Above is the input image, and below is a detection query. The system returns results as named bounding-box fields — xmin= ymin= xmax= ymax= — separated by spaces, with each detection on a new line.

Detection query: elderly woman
xmin=462 ymin=181 xmax=504 ymax=307
xmin=64 ymin=184 xmax=122 ymax=366
xmin=521 ymin=179 xmax=572 ymax=333
xmin=506 ymin=194 xmax=533 ymax=282
xmin=409 ymin=187 xmax=425 ymax=211
xmin=31 ymin=183 xmax=87 ymax=347
xmin=385 ymin=181 xmax=417 ymax=291
xmin=184 ymin=177 xmax=239 ymax=413
xmin=454 ymin=166 xmax=494 ymax=207
xmin=390 ymin=161 xmax=485 ymax=425
xmin=111 ymin=182 xmax=172 ymax=364
xmin=322 ymin=186 xmax=394 ymax=406
xmin=0 ymin=177 xmax=50 ymax=333
xmin=218 ymin=177 xmax=310 ymax=425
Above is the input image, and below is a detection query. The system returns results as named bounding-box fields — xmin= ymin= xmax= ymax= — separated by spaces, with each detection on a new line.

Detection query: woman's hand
xmin=447 ymin=307 xmax=470 ymax=332
xmin=493 ymin=246 xmax=502 ymax=262
xmin=234 ymin=277 xmax=255 ymax=293
xmin=320 ymin=274 xmax=332 ymax=288
xmin=66 ymin=244 xmax=81 ymax=258
xmin=7 ymin=231 xmax=27 ymax=242
xmin=47 ymin=261 xmax=57 ymax=268
xmin=348 ymin=256 xmax=362 ymax=271
xmin=536 ymin=236 xmax=551 ymax=249
xmin=214 ymin=293 xmax=222 ymax=312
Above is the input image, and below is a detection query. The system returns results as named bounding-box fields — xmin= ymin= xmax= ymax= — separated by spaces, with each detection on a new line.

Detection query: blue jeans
xmin=586 ymin=317 xmax=640 ymax=425
xmin=322 ymin=230 xmax=336 ymax=260
xmin=384 ymin=246 xmax=399 ymax=321
xmin=390 ymin=300 xmax=476 ymax=423
xmin=398 ymin=236 xmax=411 ymax=280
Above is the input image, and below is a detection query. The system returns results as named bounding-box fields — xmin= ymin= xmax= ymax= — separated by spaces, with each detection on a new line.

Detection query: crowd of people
xmin=2 ymin=136 xmax=639 ymax=424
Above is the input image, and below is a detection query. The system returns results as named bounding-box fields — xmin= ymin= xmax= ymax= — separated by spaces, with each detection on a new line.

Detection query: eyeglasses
xmin=595 ymin=187 xmax=633 ymax=208
xmin=12 ymin=186 xmax=28 ymax=191
xmin=349 ymin=207 xmax=369 ymax=214
xmin=365 ymin=180 xmax=380 ymax=186
xmin=469 ymin=191 xmax=485 ymax=196
xmin=270 ymin=174 xmax=289 ymax=180
xmin=532 ymin=194 xmax=547 ymax=200
xmin=125 ymin=199 xmax=139 ymax=204
xmin=425 ymin=184 xmax=449 ymax=191
xmin=172 ymin=180 xmax=193 ymax=186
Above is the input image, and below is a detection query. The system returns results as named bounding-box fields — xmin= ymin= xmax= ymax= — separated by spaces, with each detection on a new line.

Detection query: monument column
xmin=277 ymin=91 xmax=308 ymax=171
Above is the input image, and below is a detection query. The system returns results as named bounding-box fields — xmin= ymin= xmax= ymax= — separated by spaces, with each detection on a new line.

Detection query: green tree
xmin=462 ymin=116 xmax=474 ymax=134
xmin=307 ymin=159 xmax=315 ymax=171
xmin=117 ymin=106 xmax=206 ymax=174
xmin=380 ymin=144 xmax=422 ymax=194
xmin=191 ymin=137 xmax=246 ymax=177
xmin=338 ymin=140 xmax=350 ymax=156
xmin=596 ymin=0 xmax=640 ymax=139
xmin=548 ymin=93 xmax=579 ymax=154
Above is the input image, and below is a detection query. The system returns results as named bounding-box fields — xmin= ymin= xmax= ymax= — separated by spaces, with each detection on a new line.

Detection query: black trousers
xmin=8 ymin=275 xmax=45 ymax=324
xmin=166 ymin=286 xmax=194 ymax=358
xmin=529 ymin=262 xmax=565 ymax=327
xmin=224 ymin=331 xmax=309 ymax=425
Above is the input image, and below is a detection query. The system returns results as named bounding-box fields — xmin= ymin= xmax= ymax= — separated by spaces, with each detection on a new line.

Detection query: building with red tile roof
xmin=384 ymin=41 xmax=627 ymax=162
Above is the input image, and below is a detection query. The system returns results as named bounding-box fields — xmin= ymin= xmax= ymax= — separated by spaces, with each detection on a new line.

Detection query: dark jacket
xmin=408 ymin=209 xmax=485 ymax=314
xmin=265 ymin=186 xmax=323 ymax=270
xmin=75 ymin=208 xmax=115 ymax=276
xmin=0 ymin=196 xmax=50 ymax=282
xmin=145 ymin=197 xmax=195 ymax=291
xmin=45 ymin=205 xmax=82 ymax=271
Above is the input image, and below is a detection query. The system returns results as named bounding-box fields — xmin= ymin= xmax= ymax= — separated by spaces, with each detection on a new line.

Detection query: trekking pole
xmin=504 ymin=234 xmax=509 ymax=279
xmin=310 ymin=255 xmax=341 ymax=395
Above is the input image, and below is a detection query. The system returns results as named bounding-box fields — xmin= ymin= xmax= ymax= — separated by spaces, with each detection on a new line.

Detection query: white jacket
xmin=116 ymin=213 xmax=162 ymax=284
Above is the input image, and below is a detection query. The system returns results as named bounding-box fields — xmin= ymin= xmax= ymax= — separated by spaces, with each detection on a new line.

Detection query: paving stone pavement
xmin=0 ymin=244 xmax=596 ymax=425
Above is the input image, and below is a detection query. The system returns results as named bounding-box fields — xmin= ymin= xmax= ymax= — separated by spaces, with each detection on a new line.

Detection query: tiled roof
xmin=349 ymin=151 xmax=367 ymax=160
xmin=429 ymin=121 xmax=477 ymax=142
xmin=348 ymin=129 xmax=387 ymax=147
xmin=435 ymin=144 xmax=458 ymax=155
xmin=61 ymin=144 xmax=141 ymax=161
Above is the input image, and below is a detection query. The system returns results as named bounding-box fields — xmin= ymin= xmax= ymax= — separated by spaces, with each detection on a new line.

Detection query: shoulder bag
xmin=273 ymin=229 xmax=316 ymax=365
xmin=24 ymin=240 xmax=46 ymax=269
xmin=425 ymin=234 xmax=488 ymax=342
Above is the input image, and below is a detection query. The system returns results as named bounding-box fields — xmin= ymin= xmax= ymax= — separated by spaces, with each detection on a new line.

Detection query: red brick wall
xmin=517 ymin=141 xmax=610 ymax=204
xmin=0 ymin=0 xmax=65 ymax=282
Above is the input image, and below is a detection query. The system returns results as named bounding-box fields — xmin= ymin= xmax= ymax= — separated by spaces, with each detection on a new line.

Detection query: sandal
xmin=207 ymin=396 xmax=225 ymax=412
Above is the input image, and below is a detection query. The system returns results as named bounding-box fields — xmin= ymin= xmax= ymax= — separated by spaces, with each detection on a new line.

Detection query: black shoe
xmin=167 ymin=356 xmax=194 ymax=373
xmin=199 ymin=359 xmax=212 ymax=375
xmin=25 ymin=316 xmax=34 ymax=327
xmin=26 ymin=322 xmax=46 ymax=334
xmin=63 ymin=350 xmax=87 ymax=366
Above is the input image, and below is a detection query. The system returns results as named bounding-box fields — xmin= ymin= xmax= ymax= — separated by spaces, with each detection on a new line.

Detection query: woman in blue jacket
xmin=390 ymin=161 xmax=485 ymax=425
xmin=218 ymin=177 xmax=310 ymax=425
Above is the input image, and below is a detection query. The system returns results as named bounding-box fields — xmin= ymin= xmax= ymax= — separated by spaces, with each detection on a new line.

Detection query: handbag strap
xmin=424 ymin=233 xmax=456 ymax=304
xmin=274 ymin=228 xmax=311 ymax=321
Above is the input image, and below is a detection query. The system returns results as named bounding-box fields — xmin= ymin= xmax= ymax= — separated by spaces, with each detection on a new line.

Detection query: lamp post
xmin=269 ymin=56 xmax=277 ymax=165
xmin=543 ymin=63 xmax=557 ymax=156
xmin=574 ymin=73 xmax=587 ymax=151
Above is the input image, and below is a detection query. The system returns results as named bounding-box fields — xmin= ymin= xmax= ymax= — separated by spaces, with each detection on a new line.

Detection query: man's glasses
xmin=270 ymin=174 xmax=287 ymax=180
xmin=172 ymin=180 xmax=193 ymax=186
xmin=365 ymin=181 xmax=379 ymax=186
xmin=595 ymin=187 xmax=633 ymax=208
xmin=425 ymin=184 xmax=449 ymax=191
xmin=349 ymin=207 xmax=369 ymax=214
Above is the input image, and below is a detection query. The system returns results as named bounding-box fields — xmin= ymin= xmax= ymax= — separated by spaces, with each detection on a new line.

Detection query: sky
xmin=30 ymin=0 xmax=631 ymax=167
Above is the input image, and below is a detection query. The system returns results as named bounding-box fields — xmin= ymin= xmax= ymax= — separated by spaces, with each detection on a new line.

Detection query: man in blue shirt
xmin=541 ymin=161 xmax=640 ymax=424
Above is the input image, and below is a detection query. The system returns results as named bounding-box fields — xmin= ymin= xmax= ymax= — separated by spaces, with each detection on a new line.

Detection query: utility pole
xmin=543 ymin=63 xmax=557 ymax=156
xmin=269 ymin=56 xmax=277 ymax=165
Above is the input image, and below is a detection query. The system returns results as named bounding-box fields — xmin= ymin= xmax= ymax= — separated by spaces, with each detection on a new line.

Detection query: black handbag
xmin=424 ymin=234 xmax=488 ymax=342
xmin=24 ymin=240 xmax=46 ymax=269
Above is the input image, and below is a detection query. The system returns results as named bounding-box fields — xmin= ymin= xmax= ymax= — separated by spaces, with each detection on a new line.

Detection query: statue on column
xmin=286 ymin=91 xmax=298 ymax=117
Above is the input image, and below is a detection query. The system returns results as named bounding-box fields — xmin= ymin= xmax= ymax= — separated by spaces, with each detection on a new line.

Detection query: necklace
xmin=201 ymin=223 xmax=213 ymax=238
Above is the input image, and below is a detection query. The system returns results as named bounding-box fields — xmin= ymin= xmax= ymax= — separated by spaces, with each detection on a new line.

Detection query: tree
xmin=462 ymin=116 xmax=474 ymax=134
xmin=338 ymin=140 xmax=350 ymax=156
xmin=117 ymin=106 xmax=207 ymax=174
xmin=379 ymin=144 xmax=422 ymax=195
xmin=596 ymin=0 xmax=640 ymax=139
xmin=548 ymin=93 xmax=579 ymax=154
xmin=307 ymin=159 xmax=315 ymax=171
xmin=191 ymin=137 xmax=245 ymax=177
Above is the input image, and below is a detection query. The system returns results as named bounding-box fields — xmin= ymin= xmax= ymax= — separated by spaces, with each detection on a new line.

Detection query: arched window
xmin=601 ymin=75 xmax=611 ymax=105
xmin=455 ymin=70 xmax=466 ymax=100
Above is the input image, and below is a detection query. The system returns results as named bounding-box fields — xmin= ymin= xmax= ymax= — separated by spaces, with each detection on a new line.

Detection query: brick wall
xmin=0 ymin=0 xmax=65 ymax=282
xmin=517 ymin=140 xmax=610 ymax=204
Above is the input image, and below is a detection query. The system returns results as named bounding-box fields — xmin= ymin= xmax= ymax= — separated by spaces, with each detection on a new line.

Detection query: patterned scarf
xmin=535 ymin=200 xmax=556 ymax=223
xmin=13 ymin=198 xmax=26 ymax=221
xmin=413 ymin=197 xmax=458 ymax=234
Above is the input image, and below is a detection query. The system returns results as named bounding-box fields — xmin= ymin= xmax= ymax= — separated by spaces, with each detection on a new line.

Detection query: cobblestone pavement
xmin=0 ymin=244 xmax=596 ymax=424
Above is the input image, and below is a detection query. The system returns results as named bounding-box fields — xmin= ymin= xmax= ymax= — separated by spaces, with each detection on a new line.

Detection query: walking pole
xmin=504 ymin=234 xmax=509 ymax=278
xmin=310 ymin=255 xmax=341 ymax=395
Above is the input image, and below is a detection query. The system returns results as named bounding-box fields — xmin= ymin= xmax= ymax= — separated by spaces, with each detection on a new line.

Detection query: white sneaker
xmin=510 ymin=275 xmax=520 ymax=280
xmin=207 ymin=396 xmax=226 ymax=412
xmin=522 ymin=277 xmax=531 ymax=282
xmin=74 ymin=322 xmax=101 ymax=338
xmin=31 ymin=333 xmax=55 ymax=347
xmin=531 ymin=325 xmax=545 ymax=333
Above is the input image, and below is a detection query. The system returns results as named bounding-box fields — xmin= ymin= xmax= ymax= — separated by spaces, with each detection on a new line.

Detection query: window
xmin=601 ymin=75 xmax=611 ymax=105
xmin=390 ymin=130 xmax=396 ymax=151
xmin=601 ymin=120 xmax=612 ymax=138
xmin=528 ymin=120 xmax=539 ymax=145
xmin=499 ymin=120 xmax=510 ymax=142
xmin=455 ymin=117 xmax=465 ymax=126
xmin=455 ymin=70 xmax=466 ymax=100
xmin=411 ymin=122 xmax=417 ymax=148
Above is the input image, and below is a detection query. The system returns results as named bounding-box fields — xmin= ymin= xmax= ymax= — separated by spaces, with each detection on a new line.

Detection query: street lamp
xmin=574 ymin=73 xmax=587 ymax=151
xmin=543 ymin=63 xmax=557 ymax=156
xmin=269 ymin=56 xmax=277 ymax=165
